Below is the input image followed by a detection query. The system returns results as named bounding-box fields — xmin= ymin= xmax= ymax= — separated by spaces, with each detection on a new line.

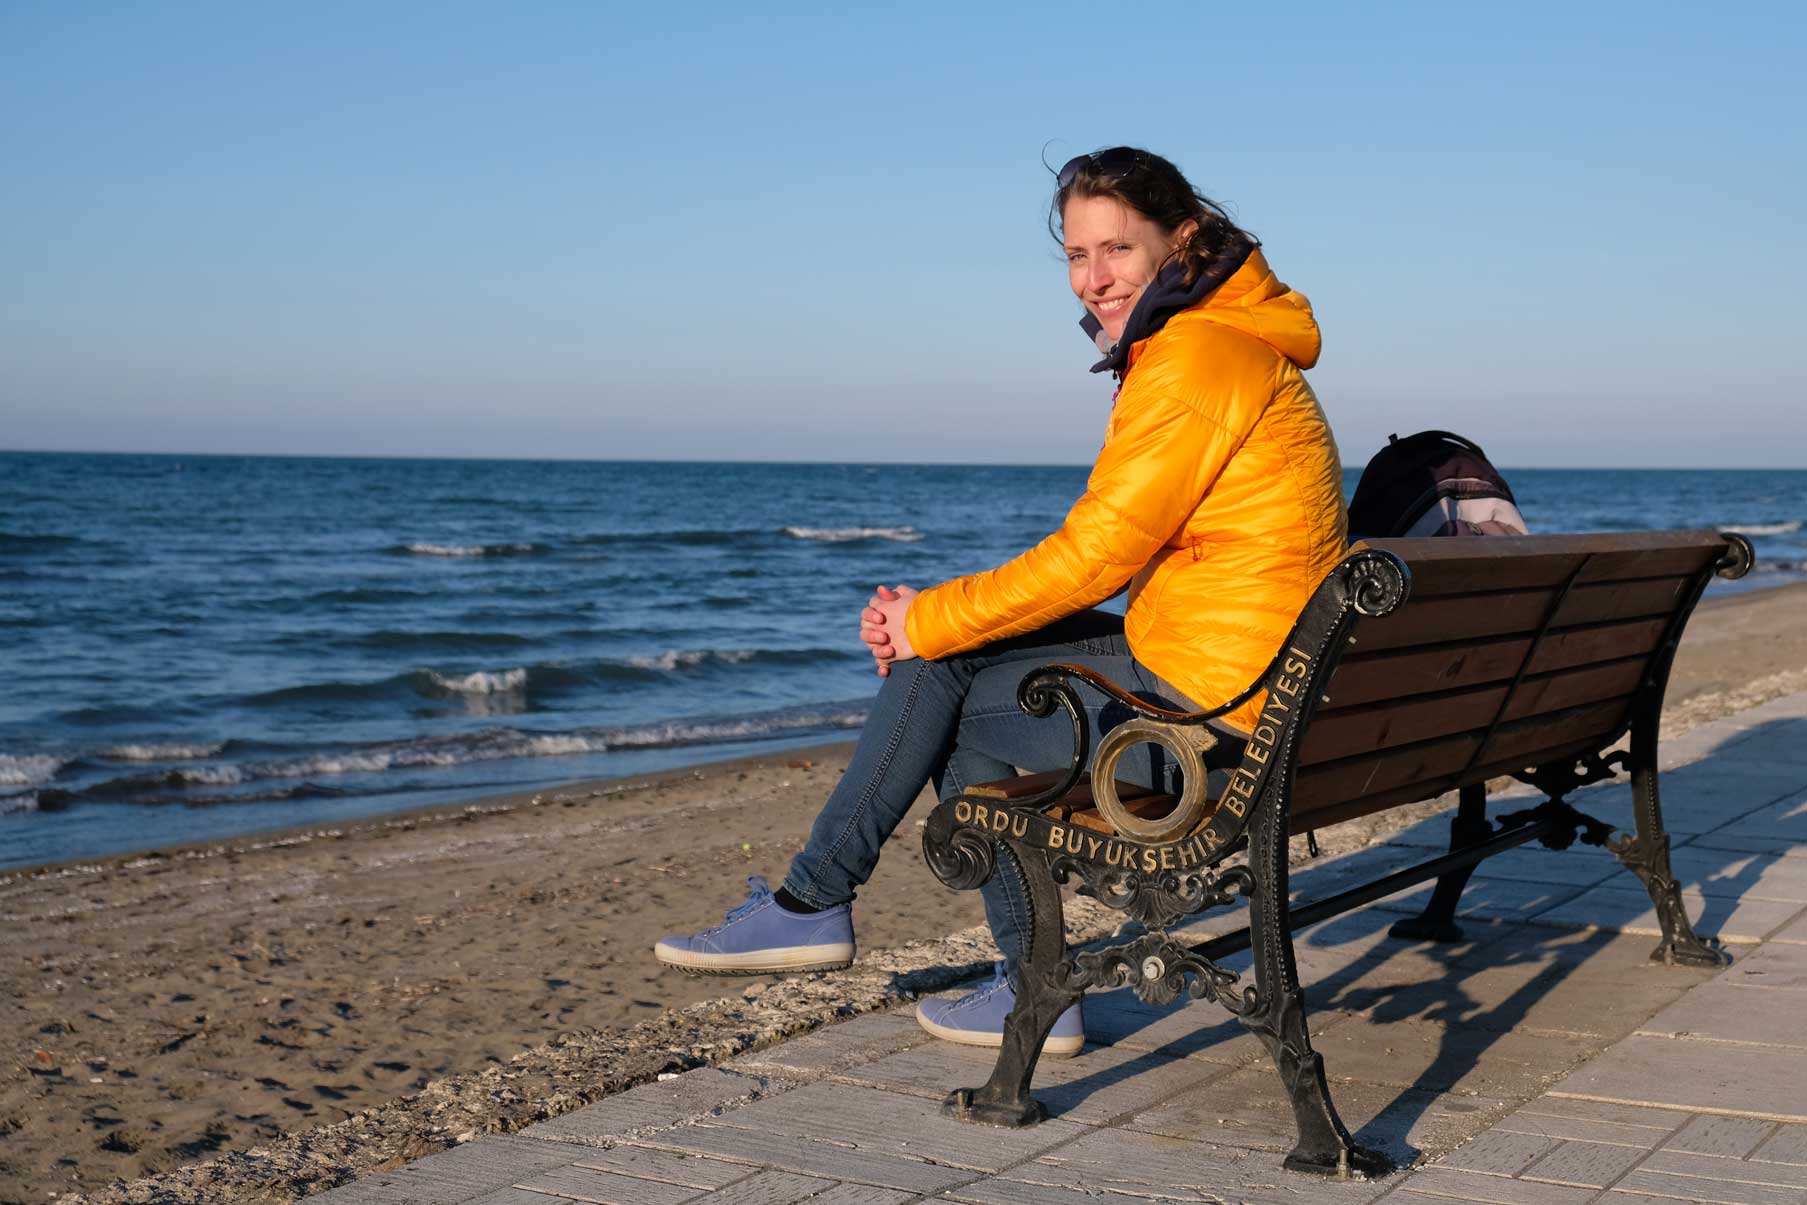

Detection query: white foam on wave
xmin=403 ymin=542 xmax=538 ymax=557
xmin=260 ymin=730 xmax=610 ymax=779
xmin=0 ymin=792 xmax=38 ymax=817
xmin=782 ymin=526 xmax=923 ymax=543
xmin=1724 ymin=521 xmax=1803 ymax=537
xmin=263 ymin=749 xmax=458 ymax=776
xmin=176 ymin=765 xmax=246 ymax=786
xmin=0 ymin=754 xmax=65 ymax=787
xmin=626 ymin=649 xmax=757 ymax=672
xmin=427 ymin=668 xmax=529 ymax=694
xmin=104 ymin=742 xmax=226 ymax=762
xmin=523 ymin=734 xmax=609 ymax=756
xmin=246 ymin=702 xmax=866 ymax=784
xmin=603 ymin=707 xmax=867 ymax=749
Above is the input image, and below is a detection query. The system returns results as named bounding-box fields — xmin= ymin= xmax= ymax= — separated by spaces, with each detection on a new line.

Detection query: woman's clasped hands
xmin=859 ymin=584 xmax=918 ymax=676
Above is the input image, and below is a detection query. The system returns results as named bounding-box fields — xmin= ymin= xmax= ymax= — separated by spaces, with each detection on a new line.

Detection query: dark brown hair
xmin=1049 ymin=147 xmax=1255 ymax=285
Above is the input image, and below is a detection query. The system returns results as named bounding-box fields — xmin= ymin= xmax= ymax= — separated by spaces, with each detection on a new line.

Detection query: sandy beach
xmin=5 ymin=581 xmax=1807 ymax=1203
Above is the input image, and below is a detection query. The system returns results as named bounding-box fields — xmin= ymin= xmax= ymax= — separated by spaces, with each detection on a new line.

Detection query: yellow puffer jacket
xmin=905 ymin=248 xmax=1346 ymax=733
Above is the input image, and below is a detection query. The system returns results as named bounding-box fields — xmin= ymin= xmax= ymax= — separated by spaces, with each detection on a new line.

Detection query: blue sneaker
xmin=916 ymin=964 xmax=1085 ymax=1057
xmin=654 ymin=876 xmax=855 ymax=975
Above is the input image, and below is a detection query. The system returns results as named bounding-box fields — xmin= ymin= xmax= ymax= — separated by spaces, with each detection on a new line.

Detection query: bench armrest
xmin=1017 ymin=662 xmax=1247 ymax=727
xmin=999 ymin=548 xmax=1414 ymax=817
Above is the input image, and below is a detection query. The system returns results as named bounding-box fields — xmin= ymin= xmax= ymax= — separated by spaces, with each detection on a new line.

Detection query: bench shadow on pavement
xmin=1026 ymin=718 xmax=1807 ymax=1164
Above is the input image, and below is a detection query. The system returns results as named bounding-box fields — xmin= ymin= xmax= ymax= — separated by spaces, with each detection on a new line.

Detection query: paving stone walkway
xmin=313 ymin=692 xmax=1807 ymax=1205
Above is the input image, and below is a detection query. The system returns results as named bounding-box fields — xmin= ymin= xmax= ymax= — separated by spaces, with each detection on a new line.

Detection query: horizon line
xmin=2 ymin=446 xmax=1805 ymax=473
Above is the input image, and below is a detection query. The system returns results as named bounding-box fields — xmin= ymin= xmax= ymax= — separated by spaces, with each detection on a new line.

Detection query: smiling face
xmin=1063 ymin=194 xmax=1196 ymax=343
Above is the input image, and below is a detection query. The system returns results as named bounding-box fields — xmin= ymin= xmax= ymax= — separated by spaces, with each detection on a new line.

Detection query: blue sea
xmin=3 ymin=452 xmax=1804 ymax=871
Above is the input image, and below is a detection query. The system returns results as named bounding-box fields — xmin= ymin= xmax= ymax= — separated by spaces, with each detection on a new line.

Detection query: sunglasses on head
xmin=1056 ymin=148 xmax=1145 ymax=190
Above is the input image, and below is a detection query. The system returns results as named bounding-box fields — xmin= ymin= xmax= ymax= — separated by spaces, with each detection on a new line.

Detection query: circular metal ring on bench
xmin=1090 ymin=719 xmax=1217 ymax=845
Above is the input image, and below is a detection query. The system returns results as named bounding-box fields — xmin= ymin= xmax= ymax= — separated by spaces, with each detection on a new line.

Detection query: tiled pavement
xmin=314 ymin=693 xmax=1807 ymax=1204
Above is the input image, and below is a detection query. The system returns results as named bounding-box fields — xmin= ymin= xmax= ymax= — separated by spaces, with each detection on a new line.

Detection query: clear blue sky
xmin=3 ymin=2 xmax=1802 ymax=467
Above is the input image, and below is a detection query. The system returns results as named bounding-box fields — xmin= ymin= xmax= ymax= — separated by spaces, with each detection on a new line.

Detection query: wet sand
xmin=4 ymin=581 xmax=1806 ymax=1203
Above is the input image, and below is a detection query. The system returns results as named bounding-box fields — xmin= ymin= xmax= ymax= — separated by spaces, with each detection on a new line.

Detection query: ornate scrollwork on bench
xmin=1055 ymin=931 xmax=1258 ymax=1013
xmin=1511 ymin=749 xmax=1630 ymax=806
xmin=1049 ymin=852 xmax=1253 ymax=934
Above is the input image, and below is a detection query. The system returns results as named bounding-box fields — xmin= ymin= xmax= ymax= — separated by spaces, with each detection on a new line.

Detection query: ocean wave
xmin=388 ymin=542 xmax=545 ymax=558
xmin=0 ymin=754 xmax=66 ymax=787
xmin=626 ymin=648 xmax=757 ymax=671
xmin=601 ymin=706 xmax=867 ymax=749
xmin=0 ymin=792 xmax=38 ymax=817
xmin=103 ymin=742 xmax=226 ymax=761
xmin=173 ymin=765 xmax=246 ymax=786
xmin=252 ymin=705 xmax=867 ymax=778
xmin=260 ymin=729 xmax=619 ymax=779
xmin=243 ymin=666 xmax=535 ymax=708
xmin=53 ymin=700 xmax=872 ymax=806
xmin=245 ymin=677 xmax=409 ymax=707
xmin=169 ymin=783 xmax=354 ymax=809
xmin=259 ymin=748 xmax=472 ymax=776
xmin=76 ymin=764 xmax=248 ymax=800
xmin=1724 ymin=520 xmax=1803 ymax=537
xmin=243 ymin=649 xmax=853 ymax=711
xmin=782 ymin=525 xmax=923 ymax=543
xmin=423 ymin=668 xmax=529 ymax=695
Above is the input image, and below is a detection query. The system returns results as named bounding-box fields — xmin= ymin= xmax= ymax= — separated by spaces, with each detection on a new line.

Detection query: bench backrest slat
xmin=1292 ymin=730 xmax=1616 ymax=834
xmin=1283 ymin=530 xmax=1730 ymax=833
xmin=1352 ymin=574 xmax=1697 ymax=654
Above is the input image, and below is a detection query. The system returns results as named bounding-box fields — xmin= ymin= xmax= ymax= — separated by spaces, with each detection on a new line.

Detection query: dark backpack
xmin=1348 ymin=430 xmax=1528 ymax=541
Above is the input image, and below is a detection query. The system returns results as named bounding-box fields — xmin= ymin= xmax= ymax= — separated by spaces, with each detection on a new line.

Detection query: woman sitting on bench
xmin=655 ymin=146 xmax=1347 ymax=1055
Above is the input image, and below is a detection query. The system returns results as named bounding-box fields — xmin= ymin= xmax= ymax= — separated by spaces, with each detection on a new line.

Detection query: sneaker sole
xmin=915 ymin=1005 xmax=1085 ymax=1057
xmin=653 ymin=940 xmax=855 ymax=976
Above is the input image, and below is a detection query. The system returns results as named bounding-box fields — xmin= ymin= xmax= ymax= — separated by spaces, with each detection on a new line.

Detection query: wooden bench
xmin=921 ymin=529 xmax=1753 ymax=1179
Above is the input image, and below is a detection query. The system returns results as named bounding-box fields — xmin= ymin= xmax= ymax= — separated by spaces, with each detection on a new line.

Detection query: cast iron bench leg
xmin=1611 ymin=704 xmax=1729 ymax=967
xmin=1242 ymin=786 xmax=1391 ymax=1178
xmin=1388 ymin=783 xmax=1491 ymax=943
xmin=942 ymin=844 xmax=1082 ymax=1127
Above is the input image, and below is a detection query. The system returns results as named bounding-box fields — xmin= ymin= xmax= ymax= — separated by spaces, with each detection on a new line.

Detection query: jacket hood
xmin=1082 ymin=241 xmax=1321 ymax=374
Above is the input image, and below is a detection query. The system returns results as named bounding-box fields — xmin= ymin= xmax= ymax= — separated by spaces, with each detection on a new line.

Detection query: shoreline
xmin=11 ymin=578 xmax=1807 ymax=884
xmin=0 ymin=738 xmax=860 ymax=886
xmin=5 ymin=580 xmax=1807 ymax=1202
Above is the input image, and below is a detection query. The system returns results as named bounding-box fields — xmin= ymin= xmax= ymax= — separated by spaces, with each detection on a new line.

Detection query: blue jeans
xmin=782 ymin=610 xmax=1192 ymax=975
